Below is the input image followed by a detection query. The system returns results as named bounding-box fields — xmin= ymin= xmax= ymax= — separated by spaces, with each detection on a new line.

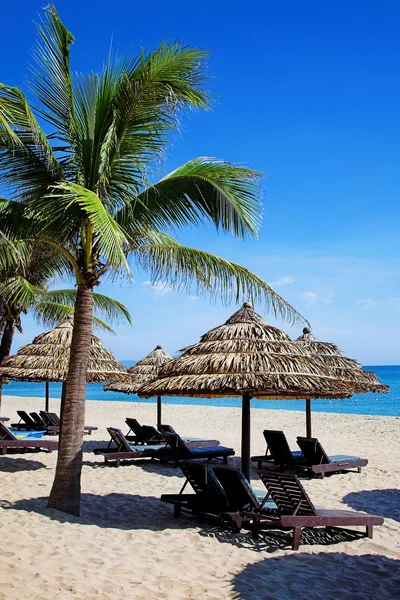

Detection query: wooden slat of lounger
xmin=311 ymin=458 xmax=368 ymax=475
xmin=0 ymin=440 xmax=58 ymax=453
xmin=281 ymin=509 xmax=384 ymax=528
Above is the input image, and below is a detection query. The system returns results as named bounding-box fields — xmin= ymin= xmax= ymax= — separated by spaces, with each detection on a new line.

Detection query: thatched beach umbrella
xmin=104 ymin=345 xmax=172 ymax=426
xmin=138 ymin=301 xmax=366 ymax=479
xmin=0 ymin=315 xmax=127 ymax=411
xmin=295 ymin=327 xmax=388 ymax=436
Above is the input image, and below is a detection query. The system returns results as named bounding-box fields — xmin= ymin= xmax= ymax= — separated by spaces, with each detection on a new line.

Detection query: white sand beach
xmin=0 ymin=395 xmax=399 ymax=599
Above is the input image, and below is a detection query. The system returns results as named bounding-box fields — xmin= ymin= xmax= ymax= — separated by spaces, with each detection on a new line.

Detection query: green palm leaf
xmin=135 ymin=236 xmax=307 ymax=325
xmin=118 ymin=158 xmax=262 ymax=239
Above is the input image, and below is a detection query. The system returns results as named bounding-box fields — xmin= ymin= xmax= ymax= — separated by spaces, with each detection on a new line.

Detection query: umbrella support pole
xmin=157 ymin=396 xmax=162 ymax=428
xmin=45 ymin=382 xmax=50 ymax=412
xmin=241 ymin=393 xmax=251 ymax=481
xmin=306 ymin=398 xmax=312 ymax=438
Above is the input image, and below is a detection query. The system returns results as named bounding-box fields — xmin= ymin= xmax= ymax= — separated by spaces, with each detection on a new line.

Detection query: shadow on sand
xmin=0 ymin=491 xmax=195 ymax=531
xmin=343 ymin=489 xmax=400 ymax=523
xmin=0 ymin=457 xmax=48 ymax=472
xmin=199 ymin=523 xmax=366 ymax=554
xmin=232 ymin=552 xmax=400 ymax=599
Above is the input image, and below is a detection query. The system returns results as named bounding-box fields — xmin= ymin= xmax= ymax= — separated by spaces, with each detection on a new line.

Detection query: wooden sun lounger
xmin=254 ymin=471 xmax=383 ymax=550
xmin=39 ymin=411 xmax=98 ymax=435
xmin=12 ymin=410 xmax=41 ymax=431
xmin=251 ymin=430 xmax=304 ymax=470
xmin=93 ymin=427 xmax=171 ymax=466
xmin=161 ymin=461 xmax=229 ymax=518
xmin=162 ymin=462 xmax=277 ymax=530
xmin=0 ymin=422 xmax=58 ymax=454
xmin=125 ymin=418 xmax=165 ymax=444
xmin=126 ymin=419 xmax=220 ymax=448
xmin=0 ymin=416 xmax=10 ymax=422
xmin=29 ymin=412 xmax=58 ymax=435
xmin=162 ymin=432 xmax=234 ymax=467
xmin=296 ymin=437 xmax=368 ymax=477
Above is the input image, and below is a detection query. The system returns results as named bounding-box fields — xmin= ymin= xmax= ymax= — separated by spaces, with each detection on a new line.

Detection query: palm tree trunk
xmin=47 ymin=284 xmax=93 ymax=515
xmin=0 ymin=318 xmax=15 ymax=411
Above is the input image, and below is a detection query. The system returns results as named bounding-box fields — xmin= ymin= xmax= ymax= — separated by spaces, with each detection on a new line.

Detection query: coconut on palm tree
xmin=0 ymin=5 xmax=305 ymax=515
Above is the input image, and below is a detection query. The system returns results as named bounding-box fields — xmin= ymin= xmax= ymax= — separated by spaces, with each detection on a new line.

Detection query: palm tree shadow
xmin=0 ymin=492 xmax=194 ymax=531
xmin=0 ymin=457 xmax=48 ymax=472
xmin=343 ymin=489 xmax=400 ymax=522
xmin=232 ymin=553 xmax=400 ymax=599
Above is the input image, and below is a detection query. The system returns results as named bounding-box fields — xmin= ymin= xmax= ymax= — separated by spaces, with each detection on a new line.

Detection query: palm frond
xmin=117 ymin=158 xmax=263 ymax=240
xmin=136 ymin=238 xmax=307 ymax=325
xmin=44 ymin=289 xmax=132 ymax=325
xmin=30 ymin=4 xmax=75 ymax=139
xmin=33 ymin=301 xmax=117 ymax=334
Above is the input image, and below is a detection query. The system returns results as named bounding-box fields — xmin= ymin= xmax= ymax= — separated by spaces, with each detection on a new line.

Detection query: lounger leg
xmin=251 ymin=520 xmax=260 ymax=540
xmin=367 ymin=525 xmax=373 ymax=539
xmin=357 ymin=466 xmax=362 ymax=473
xmin=223 ymin=456 xmax=228 ymax=464
xmin=1 ymin=448 xmax=6 ymax=455
xmin=173 ymin=505 xmax=181 ymax=518
xmin=258 ymin=460 xmax=262 ymax=469
xmin=292 ymin=528 xmax=301 ymax=551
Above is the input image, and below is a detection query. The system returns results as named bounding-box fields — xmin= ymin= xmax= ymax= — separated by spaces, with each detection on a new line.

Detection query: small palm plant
xmin=0 ymin=5 xmax=304 ymax=514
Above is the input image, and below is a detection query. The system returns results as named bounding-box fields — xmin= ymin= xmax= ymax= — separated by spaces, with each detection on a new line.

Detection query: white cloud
xmin=188 ymin=295 xmax=199 ymax=301
xmin=356 ymin=298 xmax=400 ymax=310
xmin=142 ymin=281 xmax=173 ymax=297
xmin=299 ymin=291 xmax=335 ymax=306
xmin=267 ymin=276 xmax=295 ymax=287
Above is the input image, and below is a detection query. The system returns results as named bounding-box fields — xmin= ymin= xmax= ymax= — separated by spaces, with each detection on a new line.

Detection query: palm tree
xmin=0 ymin=5 xmax=305 ymax=515
xmin=0 ymin=240 xmax=132 ymax=408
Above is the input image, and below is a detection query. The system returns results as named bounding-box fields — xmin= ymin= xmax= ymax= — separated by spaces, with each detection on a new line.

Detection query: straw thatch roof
xmin=0 ymin=315 xmax=127 ymax=383
xmin=138 ymin=302 xmax=374 ymax=400
xmin=295 ymin=327 xmax=388 ymax=393
xmin=104 ymin=345 xmax=172 ymax=394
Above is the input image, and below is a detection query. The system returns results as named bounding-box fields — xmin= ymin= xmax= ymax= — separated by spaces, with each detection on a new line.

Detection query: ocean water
xmin=3 ymin=365 xmax=399 ymax=417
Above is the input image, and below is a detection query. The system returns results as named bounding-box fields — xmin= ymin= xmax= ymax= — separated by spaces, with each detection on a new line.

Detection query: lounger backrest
xmin=0 ymin=422 xmax=17 ymax=441
xmin=163 ymin=432 xmax=192 ymax=456
xmin=257 ymin=471 xmax=316 ymax=516
xmin=296 ymin=437 xmax=330 ymax=465
xmin=30 ymin=412 xmax=46 ymax=427
xmin=107 ymin=427 xmax=132 ymax=452
xmin=141 ymin=425 xmax=163 ymax=441
xmin=263 ymin=430 xmax=294 ymax=466
xmin=125 ymin=418 xmax=147 ymax=439
xmin=40 ymin=411 xmax=53 ymax=426
xmin=17 ymin=410 xmax=36 ymax=427
xmin=158 ymin=424 xmax=176 ymax=434
xmin=212 ymin=466 xmax=260 ymax=510
xmin=48 ymin=412 xmax=61 ymax=426
xmin=179 ymin=461 xmax=227 ymax=508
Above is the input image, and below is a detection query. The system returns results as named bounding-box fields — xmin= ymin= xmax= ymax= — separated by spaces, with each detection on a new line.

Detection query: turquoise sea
xmin=3 ymin=365 xmax=399 ymax=417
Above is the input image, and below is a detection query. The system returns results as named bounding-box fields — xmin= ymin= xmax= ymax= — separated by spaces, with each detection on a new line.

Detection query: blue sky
xmin=1 ymin=1 xmax=399 ymax=365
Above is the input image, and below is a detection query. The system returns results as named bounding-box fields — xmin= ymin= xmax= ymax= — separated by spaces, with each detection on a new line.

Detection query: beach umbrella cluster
xmin=104 ymin=345 xmax=172 ymax=425
xmin=139 ymin=302 xmax=388 ymax=479
xmin=0 ymin=315 xmax=127 ymax=410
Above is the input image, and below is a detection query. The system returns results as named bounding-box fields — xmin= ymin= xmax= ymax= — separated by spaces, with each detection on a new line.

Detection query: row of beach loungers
xmin=251 ymin=429 xmax=368 ymax=477
xmin=11 ymin=410 xmax=98 ymax=435
xmin=0 ymin=414 xmax=383 ymax=551
xmin=161 ymin=461 xmax=384 ymax=551
xmin=93 ymin=420 xmax=368 ymax=478
xmin=93 ymin=422 xmax=234 ymax=467
xmin=0 ymin=415 xmax=368 ymax=480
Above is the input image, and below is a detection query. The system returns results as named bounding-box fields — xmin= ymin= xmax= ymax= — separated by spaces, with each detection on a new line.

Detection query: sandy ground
xmin=0 ymin=394 xmax=399 ymax=599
